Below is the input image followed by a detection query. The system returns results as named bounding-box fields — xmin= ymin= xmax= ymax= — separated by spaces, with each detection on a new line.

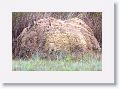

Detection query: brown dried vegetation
xmin=13 ymin=16 xmax=101 ymax=60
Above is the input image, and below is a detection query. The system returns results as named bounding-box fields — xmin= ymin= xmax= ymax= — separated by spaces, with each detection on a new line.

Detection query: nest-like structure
xmin=12 ymin=17 xmax=101 ymax=60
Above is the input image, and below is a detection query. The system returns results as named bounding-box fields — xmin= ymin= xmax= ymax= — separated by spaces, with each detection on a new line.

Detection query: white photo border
xmin=0 ymin=0 xmax=114 ymax=83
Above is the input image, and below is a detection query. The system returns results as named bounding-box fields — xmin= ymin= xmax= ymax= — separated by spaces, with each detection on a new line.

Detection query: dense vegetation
xmin=13 ymin=53 xmax=101 ymax=71
xmin=12 ymin=12 xmax=102 ymax=47
xmin=12 ymin=12 xmax=102 ymax=71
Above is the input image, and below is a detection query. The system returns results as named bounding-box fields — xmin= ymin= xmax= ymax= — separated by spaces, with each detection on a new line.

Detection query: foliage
xmin=12 ymin=12 xmax=102 ymax=71
xmin=12 ymin=53 xmax=102 ymax=71
xmin=12 ymin=12 xmax=102 ymax=47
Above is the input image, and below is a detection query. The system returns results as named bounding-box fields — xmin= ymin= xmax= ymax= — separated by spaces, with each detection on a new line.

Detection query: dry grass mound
xmin=13 ymin=17 xmax=101 ymax=60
